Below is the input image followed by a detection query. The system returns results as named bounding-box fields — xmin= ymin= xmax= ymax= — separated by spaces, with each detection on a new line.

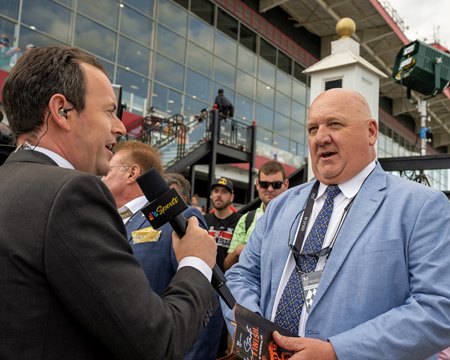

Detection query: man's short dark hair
xmin=2 ymin=46 xmax=107 ymax=137
xmin=258 ymin=160 xmax=286 ymax=180
xmin=218 ymin=89 xmax=224 ymax=95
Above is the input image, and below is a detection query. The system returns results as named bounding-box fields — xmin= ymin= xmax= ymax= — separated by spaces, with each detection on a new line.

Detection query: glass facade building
xmin=0 ymin=0 xmax=447 ymax=190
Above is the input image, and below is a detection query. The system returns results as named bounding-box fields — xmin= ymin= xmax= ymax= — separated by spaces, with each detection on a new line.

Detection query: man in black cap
xmin=204 ymin=177 xmax=242 ymax=357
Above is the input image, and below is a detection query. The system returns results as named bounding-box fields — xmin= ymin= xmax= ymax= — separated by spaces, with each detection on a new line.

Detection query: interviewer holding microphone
xmin=0 ymin=46 xmax=217 ymax=360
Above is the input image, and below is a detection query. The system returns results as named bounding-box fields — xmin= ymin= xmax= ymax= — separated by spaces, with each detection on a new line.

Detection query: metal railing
xmin=121 ymin=109 xmax=255 ymax=169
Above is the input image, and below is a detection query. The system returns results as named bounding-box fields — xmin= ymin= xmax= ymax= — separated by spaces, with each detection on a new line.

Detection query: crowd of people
xmin=0 ymin=34 xmax=35 ymax=71
xmin=0 ymin=45 xmax=449 ymax=360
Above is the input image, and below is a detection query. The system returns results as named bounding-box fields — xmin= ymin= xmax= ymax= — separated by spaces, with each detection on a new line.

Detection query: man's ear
xmin=127 ymin=164 xmax=141 ymax=183
xmin=48 ymin=94 xmax=71 ymax=131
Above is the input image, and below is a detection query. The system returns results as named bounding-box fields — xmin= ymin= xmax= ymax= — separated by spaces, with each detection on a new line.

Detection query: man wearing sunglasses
xmin=224 ymin=160 xmax=288 ymax=271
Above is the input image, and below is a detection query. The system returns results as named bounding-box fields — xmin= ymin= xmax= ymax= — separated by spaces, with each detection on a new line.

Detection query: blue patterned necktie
xmin=274 ymin=185 xmax=341 ymax=334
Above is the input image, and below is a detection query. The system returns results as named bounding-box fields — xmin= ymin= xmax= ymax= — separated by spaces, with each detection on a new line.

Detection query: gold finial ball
xmin=336 ymin=18 xmax=356 ymax=38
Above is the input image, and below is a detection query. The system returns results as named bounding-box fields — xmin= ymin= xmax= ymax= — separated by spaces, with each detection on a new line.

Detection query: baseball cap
xmin=211 ymin=177 xmax=234 ymax=193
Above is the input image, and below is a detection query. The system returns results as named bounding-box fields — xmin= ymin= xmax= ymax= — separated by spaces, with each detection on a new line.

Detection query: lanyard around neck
xmin=289 ymin=181 xmax=320 ymax=256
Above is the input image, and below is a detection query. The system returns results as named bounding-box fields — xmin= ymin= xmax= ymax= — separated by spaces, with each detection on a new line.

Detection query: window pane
xmin=260 ymin=38 xmax=276 ymax=66
xmin=0 ymin=1 xmax=19 ymax=18
xmin=237 ymin=45 xmax=256 ymax=76
xmin=157 ymin=0 xmax=187 ymax=36
xmin=276 ymin=70 xmax=291 ymax=96
xmin=77 ymin=0 xmax=118 ymax=28
xmin=258 ymin=59 xmax=275 ymax=88
xmin=294 ymin=61 xmax=308 ymax=84
xmin=22 ymin=0 xmax=71 ymax=43
xmin=214 ymin=58 xmax=235 ymax=89
xmin=256 ymin=81 xmax=274 ymax=108
xmin=154 ymin=54 xmax=184 ymax=91
xmin=274 ymin=113 xmax=290 ymax=138
xmin=191 ymin=0 xmax=214 ymax=25
xmin=275 ymin=91 xmax=290 ymax=118
xmin=120 ymin=5 xmax=153 ymax=45
xmin=118 ymin=36 xmax=150 ymax=76
xmin=172 ymin=0 xmax=188 ymax=9
xmin=292 ymin=79 xmax=307 ymax=105
xmin=157 ymin=25 xmax=186 ymax=64
xmin=125 ymin=0 xmax=154 ymax=17
xmin=235 ymin=94 xmax=254 ymax=124
xmin=255 ymin=103 xmax=274 ymax=131
xmin=236 ymin=70 xmax=255 ymax=99
xmin=290 ymin=120 xmax=305 ymax=144
xmin=75 ymin=15 xmax=116 ymax=62
xmin=277 ymin=50 xmax=291 ymax=74
xmin=273 ymin=134 xmax=289 ymax=152
xmin=186 ymin=69 xmax=211 ymax=102
xmin=217 ymin=8 xmax=238 ymax=41
xmin=291 ymin=101 xmax=306 ymax=124
xmin=239 ymin=24 xmax=256 ymax=52
xmin=116 ymin=67 xmax=149 ymax=114
xmin=185 ymin=96 xmax=208 ymax=118
xmin=214 ymin=31 xmax=236 ymax=65
xmin=188 ymin=16 xmax=214 ymax=52
xmin=152 ymin=83 xmax=182 ymax=115
xmin=187 ymin=41 xmax=212 ymax=77
xmin=18 ymin=26 xmax=65 ymax=50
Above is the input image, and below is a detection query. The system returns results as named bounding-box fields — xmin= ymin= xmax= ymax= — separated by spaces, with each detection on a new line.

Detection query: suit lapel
xmin=125 ymin=211 xmax=148 ymax=242
xmin=310 ymin=164 xmax=387 ymax=312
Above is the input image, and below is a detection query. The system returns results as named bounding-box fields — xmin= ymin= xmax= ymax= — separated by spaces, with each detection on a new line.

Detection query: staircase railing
xmin=122 ymin=110 xmax=255 ymax=170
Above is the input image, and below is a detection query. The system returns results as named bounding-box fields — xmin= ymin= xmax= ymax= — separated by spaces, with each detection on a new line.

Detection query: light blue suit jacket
xmin=221 ymin=163 xmax=450 ymax=359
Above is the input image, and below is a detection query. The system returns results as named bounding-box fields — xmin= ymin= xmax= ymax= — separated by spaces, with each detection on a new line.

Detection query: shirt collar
xmin=317 ymin=160 xmax=376 ymax=200
xmin=122 ymin=195 xmax=148 ymax=215
xmin=32 ymin=146 xmax=74 ymax=169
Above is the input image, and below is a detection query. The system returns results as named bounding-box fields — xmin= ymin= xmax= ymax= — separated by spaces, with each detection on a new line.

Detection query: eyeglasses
xmin=258 ymin=180 xmax=284 ymax=189
xmin=107 ymin=165 xmax=130 ymax=174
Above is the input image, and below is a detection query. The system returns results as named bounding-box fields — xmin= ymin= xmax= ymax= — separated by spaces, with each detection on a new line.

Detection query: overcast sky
xmin=388 ymin=0 xmax=450 ymax=48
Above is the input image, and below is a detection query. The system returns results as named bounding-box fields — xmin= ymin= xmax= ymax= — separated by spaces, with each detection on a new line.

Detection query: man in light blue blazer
xmin=221 ymin=88 xmax=450 ymax=359
xmin=103 ymin=141 xmax=221 ymax=360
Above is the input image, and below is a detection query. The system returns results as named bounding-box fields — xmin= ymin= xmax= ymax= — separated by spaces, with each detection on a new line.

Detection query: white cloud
xmin=388 ymin=0 xmax=450 ymax=48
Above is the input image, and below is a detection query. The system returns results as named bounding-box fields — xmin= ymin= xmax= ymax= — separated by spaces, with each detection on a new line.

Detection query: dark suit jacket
xmin=127 ymin=206 xmax=222 ymax=360
xmin=0 ymin=150 xmax=217 ymax=360
xmin=126 ymin=206 xmax=207 ymax=295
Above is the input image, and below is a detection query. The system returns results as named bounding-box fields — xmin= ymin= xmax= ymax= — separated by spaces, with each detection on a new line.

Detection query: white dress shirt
xmin=271 ymin=160 xmax=376 ymax=336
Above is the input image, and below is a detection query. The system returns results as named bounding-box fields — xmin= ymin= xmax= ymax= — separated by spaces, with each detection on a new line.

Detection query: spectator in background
xmin=102 ymin=146 xmax=220 ymax=360
xmin=191 ymin=193 xmax=205 ymax=214
xmin=0 ymin=35 xmax=21 ymax=70
xmin=164 ymin=173 xmax=191 ymax=203
xmin=214 ymin=89 xmax=234 ymax=120
xmin=223 ymin=160 xmax=289 ymax=271
xmin=204 ymin=177 xmax=242 ymax=358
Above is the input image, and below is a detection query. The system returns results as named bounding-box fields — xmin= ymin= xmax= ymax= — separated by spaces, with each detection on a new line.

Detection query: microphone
xmin=137 ymin=167 xmax=236 ymax=309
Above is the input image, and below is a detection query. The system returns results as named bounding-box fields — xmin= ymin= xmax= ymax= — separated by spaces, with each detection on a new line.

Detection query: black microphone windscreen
xmin=136 ymin=167 xmax=168 ymax=200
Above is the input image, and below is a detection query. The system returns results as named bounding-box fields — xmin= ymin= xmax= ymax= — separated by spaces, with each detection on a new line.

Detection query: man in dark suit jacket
xmin=103 ymin=144 xmax=222 ymax=359
xmin=0 ymin=46 xmax=217 ymax=360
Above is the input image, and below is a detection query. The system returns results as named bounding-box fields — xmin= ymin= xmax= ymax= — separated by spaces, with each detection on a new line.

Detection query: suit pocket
xmin=365 ymin=239 xmax=403 ymax=254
